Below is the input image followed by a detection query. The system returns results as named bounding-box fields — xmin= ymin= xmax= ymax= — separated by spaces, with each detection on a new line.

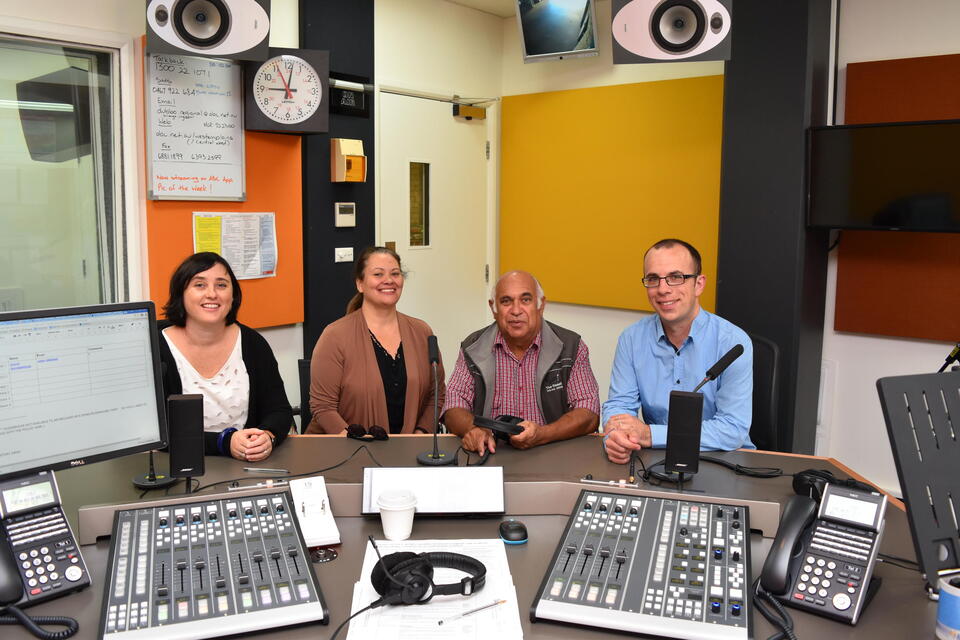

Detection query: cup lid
xmin=377 ymin=489 xmax=417 ymax=510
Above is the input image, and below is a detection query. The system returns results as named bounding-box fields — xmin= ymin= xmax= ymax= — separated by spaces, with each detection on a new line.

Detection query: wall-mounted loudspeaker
xmin=612 ymin=0 xmax=731 ymax=64
xmin=146 ymin=0 xmax=270 ymax=61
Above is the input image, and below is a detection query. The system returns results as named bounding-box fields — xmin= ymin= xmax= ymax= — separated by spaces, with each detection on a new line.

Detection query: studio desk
xmin=13 ymin=434 xmax=937 ymax=640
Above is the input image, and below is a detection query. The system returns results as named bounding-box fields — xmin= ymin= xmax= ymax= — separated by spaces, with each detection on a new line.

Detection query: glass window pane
xmin=0 ymin=36 xmax=119 ymax=311
xmin=409 ymin=161 xmax=430 ymax=247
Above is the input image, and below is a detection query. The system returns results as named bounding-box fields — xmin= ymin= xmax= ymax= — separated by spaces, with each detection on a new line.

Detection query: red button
xmin=793 ymin=593 xmax=805 ymax=600
xmin=30 ymin=588 xmax=42 ymax=595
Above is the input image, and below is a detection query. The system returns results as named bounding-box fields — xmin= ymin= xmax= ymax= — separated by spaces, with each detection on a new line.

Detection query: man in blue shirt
xmin=603 ymin=238 xmax=753 ymax=463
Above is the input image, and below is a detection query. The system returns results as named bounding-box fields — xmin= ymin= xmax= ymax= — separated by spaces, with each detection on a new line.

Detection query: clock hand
xmin=275 ymin=61 xmax=293 ymax=99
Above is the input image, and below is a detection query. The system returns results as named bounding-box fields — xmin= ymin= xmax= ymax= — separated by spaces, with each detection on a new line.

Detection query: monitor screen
xmin=515 ymin=0 xmax=600 ymax=63
xmin=0 ymin=302 xmax=167 ymax=480
xmin=807 ymin=119 xmax=960 ymax=232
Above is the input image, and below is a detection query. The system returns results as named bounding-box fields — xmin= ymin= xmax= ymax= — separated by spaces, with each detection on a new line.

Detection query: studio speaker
xmin=612 ymin=0 xmax=732 ymax=64
xmin=664 ymin=390 xmax=704 ymax=475
xmin=146 ymin=0 xmax=270 ymax=61
xmin=167 ymin=394 xmax=205 ymax=478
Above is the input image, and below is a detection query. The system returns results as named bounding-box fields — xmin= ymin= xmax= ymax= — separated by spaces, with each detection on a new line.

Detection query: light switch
xmin=335 ymin=247 xmax=354 ymax=263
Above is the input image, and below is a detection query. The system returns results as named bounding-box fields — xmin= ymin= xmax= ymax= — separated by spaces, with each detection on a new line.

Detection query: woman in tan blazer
xmin=306 ymin=247 xmax=445 ymax=434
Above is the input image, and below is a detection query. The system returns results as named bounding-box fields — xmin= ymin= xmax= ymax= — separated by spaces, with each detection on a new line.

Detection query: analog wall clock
xmin=244 ymin=48 xmax=329 ymax=133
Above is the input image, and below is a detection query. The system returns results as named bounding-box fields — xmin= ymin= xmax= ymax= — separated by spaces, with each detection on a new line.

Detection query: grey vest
xmin=461 ymin=321 xmax=581 ymax=424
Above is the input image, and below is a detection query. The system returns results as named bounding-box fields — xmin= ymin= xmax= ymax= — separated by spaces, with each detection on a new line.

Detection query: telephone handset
xmin=0 ymin=471 xmax=90 ymax=608
xmin=760 ymin=483 xmax=887 ymax=625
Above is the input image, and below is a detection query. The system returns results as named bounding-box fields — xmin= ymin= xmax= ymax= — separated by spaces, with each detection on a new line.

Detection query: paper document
xmin=288 ymin=476 xmax=340 ymax=547
xmin=362 ymin=467 xmax=504 ymax=515
xmin=346 ymin=539 xmax=523 ymax=640
xmin=193 ymin=211 xmax=277 ymax=279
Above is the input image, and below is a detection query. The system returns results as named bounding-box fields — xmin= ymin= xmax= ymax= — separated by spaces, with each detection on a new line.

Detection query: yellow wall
xmin=500 ymin=75 xmax=724 ymax=312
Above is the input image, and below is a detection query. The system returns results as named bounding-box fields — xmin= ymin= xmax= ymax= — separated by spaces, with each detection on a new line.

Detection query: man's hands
xmin=461 ymin=426 xmax=496 ymax=456
xmin=603 ymin=414 xmax=652 ymax=464
xmin=229 ymin=428 xmax=274 ymax=462
xmin=509 ymin=421 xmax=544 ymax=450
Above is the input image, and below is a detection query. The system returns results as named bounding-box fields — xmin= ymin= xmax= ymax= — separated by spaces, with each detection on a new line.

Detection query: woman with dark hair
xmin=159 ymin=252 xmax=291 ymax=461
xmin=306 ymin=246 xmax=444 ymax=434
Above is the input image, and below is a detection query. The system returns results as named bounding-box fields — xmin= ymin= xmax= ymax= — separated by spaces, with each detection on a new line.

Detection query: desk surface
xmin=11 ymin=435 xmax=936 ymax=639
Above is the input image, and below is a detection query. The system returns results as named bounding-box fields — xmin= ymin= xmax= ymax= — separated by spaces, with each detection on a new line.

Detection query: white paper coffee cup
xmin=377 ymin=489 xmax=417 ymax=541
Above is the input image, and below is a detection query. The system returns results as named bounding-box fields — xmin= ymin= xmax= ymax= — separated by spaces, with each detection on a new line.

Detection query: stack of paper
xmin=288 ymin=476 xmax=340 ymax=547
xmin=346 ymin=539 xmax=524 ymax=640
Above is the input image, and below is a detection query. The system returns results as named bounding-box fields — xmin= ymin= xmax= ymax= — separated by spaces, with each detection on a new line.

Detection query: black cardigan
xmin=158 ymin=321 xmax=292 ymax=455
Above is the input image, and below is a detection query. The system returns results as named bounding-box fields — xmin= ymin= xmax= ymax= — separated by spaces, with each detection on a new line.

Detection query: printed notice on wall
xmin=147 ymin=54 xmax=245 ymax=200
xmin=193 ymin=212 xmax=277 ymax=279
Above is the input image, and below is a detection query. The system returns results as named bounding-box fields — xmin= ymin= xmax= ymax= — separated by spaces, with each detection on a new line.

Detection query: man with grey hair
xmin=443 ymin=270 xmax=600 ymax=455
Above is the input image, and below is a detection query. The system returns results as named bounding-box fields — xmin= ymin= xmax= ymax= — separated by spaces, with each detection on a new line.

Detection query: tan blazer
xmin=306 ymin=310 xmax=445 ymax=434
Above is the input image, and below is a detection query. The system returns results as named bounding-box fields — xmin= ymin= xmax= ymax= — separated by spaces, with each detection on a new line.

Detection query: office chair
xmin=748 ymin=333 xmax=779 ymax=451
xmin=297 ymin=358 xmax=312 ymax=433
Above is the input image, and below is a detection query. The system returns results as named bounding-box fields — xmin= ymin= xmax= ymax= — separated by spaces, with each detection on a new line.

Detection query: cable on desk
xmin=0 ymin=605 xmax=79 ymax=640
xmin=699 ymin=455 xmax=784 ymax=478
xmin=329 ymin=603 xmax=374 ymax=640
xmin=752 ymin=579 xmax=799 ymax=640
xmin=877 ymin=554 xmax=920 ymax=572
xmin=190 ymin=444 xmax=385 ymax=494
xmin=455 ymin=446 xmax=490 ymax=466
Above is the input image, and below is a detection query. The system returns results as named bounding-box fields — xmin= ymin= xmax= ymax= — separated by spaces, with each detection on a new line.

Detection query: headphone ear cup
xmin=792 ymin=469 xmax=836 ymax=501
xmin=370 ymin=552 xmax=419 ymax=596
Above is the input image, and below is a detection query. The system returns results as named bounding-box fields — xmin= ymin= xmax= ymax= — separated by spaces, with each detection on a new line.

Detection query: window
xmin=409 ymin=161 xmax=430 ymax=247
xmin=0 ymin=33 xmax=128 ymax=311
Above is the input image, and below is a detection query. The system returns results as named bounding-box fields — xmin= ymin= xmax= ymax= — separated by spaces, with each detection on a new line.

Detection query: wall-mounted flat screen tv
xmin=808 ymin=119 xmax=960 ymax=232
xmin=515 ymin=0 xmax=600 ymax=63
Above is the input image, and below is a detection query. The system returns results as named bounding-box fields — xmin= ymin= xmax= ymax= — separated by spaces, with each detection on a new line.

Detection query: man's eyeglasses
xmin=642 ymin=273 xmax=698 ymax=288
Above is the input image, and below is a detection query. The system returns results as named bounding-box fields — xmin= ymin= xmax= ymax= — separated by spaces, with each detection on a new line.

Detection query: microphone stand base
xmin=416 ymin=451 xmax=458 ymax=466
xmin=132 ymin=473 xmax=178 ymax=490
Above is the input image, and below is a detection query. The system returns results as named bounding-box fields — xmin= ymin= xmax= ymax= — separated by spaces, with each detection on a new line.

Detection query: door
xmin=378 ymin=92 xmax=492 ymax=372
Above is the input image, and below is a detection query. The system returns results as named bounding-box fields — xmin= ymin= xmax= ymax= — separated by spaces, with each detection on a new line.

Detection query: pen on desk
xmin=243 ymin=467 xmax=289 ymax=474
xmin=437 ymin=599 xmax=506 ymax=626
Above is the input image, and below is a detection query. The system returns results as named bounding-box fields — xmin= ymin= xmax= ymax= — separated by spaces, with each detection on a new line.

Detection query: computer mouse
xmin=499 ymin=519 xmax=528 ymax=545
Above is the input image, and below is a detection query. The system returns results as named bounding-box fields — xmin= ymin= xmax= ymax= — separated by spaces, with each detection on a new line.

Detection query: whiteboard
xmin=146 ymin=53 xmax=245 ymax=200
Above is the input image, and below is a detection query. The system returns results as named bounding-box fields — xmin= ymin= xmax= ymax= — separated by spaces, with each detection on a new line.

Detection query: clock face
xmin=252 ymin=55 xmax=323 ymax=124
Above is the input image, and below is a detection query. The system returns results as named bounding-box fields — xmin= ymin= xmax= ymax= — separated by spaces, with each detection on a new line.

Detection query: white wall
xmin=818 ymin=0 xmax=960 ymax=493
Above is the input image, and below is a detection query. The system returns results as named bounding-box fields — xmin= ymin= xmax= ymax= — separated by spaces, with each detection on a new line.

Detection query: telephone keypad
xmin=1 ymin=506 xmax=90 ymax=604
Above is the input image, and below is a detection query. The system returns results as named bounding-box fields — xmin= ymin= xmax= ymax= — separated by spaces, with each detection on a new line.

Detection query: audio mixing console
xmin=532 ymin=490 xmax=753 ymax=640
xmin=99 ymin=492 xmax=327 ymax=639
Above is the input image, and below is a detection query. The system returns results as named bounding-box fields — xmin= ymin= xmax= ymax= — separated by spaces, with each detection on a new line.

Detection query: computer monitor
xmin=0 ymin=301 xmax=167 ymax=481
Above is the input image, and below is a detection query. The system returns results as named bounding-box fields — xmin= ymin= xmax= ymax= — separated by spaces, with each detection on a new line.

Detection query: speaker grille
xmin=174 ymin=0 xmax=231 ymax=47
xmin=651 ymin=0 xmax=706 ymax=53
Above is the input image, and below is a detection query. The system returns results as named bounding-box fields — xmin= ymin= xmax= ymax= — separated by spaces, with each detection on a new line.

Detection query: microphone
xmin=417 ymin=335 xmax=457 ymax=466
xmin=132 ymin=450 xmax=177 ymax=490
xmin=665 ymin=344 xmax=745 ymax=478
xmin=938 ymin=342 xmax=960 ymax=373
xmin=693 ymin=344 xmax=744 ymax=392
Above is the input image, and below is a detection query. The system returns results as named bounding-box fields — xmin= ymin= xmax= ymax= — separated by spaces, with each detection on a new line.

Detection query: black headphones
xmin=368 ymin=539 xmax=486 ymax=607
xmin=792 ymin=468 xmax=875 ymax=502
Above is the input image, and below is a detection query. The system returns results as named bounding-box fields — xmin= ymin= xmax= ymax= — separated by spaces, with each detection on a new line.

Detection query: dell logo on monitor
xmin=69 ymin=459 xmax=86 ymax=467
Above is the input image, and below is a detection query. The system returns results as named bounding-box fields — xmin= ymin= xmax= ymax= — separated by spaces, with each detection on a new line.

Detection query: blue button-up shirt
xmin=601 ymin=309 xmax=754 ymax=451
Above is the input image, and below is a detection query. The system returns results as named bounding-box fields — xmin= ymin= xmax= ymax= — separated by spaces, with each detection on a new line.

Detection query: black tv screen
xmin=807 ymin=119 xmax=960 ymax=232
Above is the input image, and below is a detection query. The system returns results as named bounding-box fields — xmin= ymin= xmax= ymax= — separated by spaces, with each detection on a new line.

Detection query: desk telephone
xmin=0 ymin=471 xmax=90 ymax=608
xmin=760 ymin=482 xmax=887 ymax=625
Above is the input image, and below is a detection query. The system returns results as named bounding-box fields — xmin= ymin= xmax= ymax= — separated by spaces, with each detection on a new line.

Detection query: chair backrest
xmin=748 ymin=333 xmax=779 ymax=451
xmin=298 ymin=358 xmax=312 ymax=433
